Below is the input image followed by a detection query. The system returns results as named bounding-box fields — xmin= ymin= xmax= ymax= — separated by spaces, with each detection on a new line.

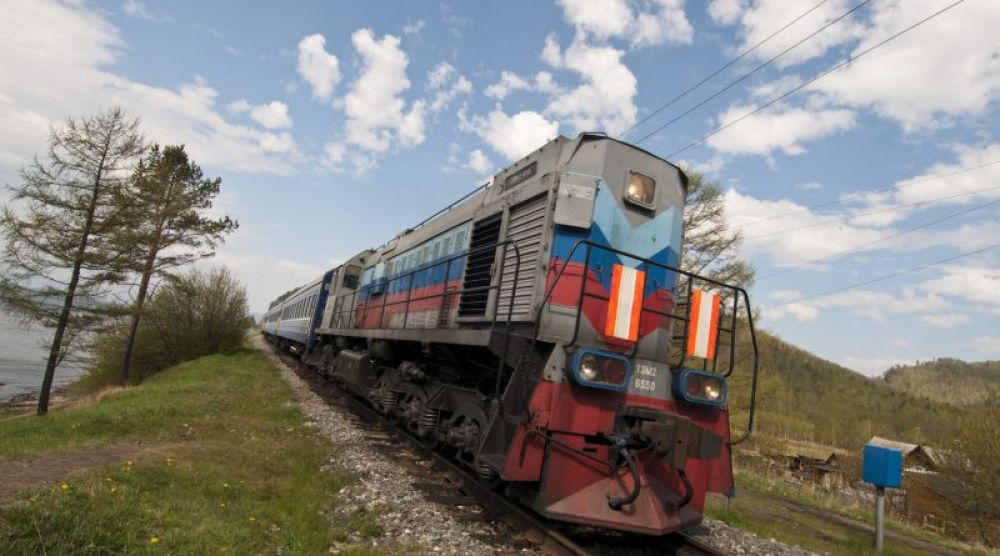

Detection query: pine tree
xmin=0 ymin=108 xmax=145 ymax=415
xmin=116 ymin=145 xmax=238 ymax=385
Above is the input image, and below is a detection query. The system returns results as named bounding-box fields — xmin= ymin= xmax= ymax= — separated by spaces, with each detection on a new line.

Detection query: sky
xmin=1 ymin=0 xmax=998 ymax=377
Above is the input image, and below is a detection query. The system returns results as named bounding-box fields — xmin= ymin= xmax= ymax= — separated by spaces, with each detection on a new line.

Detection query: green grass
xmin=0 ymin=349 xmax=385 ymax=554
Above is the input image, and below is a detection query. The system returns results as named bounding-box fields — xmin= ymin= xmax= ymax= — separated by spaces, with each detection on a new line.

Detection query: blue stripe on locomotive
xmin=358 ymin=251 xmax=468 ymax=302
xmin=550 ymin=181 xmax=682 ymax=296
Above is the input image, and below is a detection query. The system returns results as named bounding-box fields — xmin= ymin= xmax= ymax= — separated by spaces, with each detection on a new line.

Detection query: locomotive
xmin=263 ymin=133 xmax=759 ymax=535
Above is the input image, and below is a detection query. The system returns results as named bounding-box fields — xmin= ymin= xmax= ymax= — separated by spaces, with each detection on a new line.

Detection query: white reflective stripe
xmin=612 ymin=266 xmax=639 ymax=340
xmin=693 ymin=291 xmax=715 ymax=358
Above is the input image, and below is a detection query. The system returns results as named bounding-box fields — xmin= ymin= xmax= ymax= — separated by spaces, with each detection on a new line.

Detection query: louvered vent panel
xmin=496 ymin=194 xmax=548 ymax=321
xmin=458 ymin=215 xmax=502 ymax=318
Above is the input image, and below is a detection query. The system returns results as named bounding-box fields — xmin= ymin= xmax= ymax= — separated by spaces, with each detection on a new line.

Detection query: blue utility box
xmin=863 ymin=444 xmax=903 ymax=488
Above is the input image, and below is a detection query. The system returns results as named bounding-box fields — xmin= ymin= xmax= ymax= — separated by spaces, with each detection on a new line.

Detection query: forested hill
xmin=883 ymin=358 xmax=1000 ymax=408
xmin=728 ymin=329 xmax=966 ymax=451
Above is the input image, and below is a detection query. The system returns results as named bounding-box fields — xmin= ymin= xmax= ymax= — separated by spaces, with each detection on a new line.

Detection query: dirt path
xmin=0 ymin=443 xmax=153 ymax=498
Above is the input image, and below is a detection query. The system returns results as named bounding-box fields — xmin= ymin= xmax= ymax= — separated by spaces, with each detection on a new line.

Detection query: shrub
xmin=86 ymin=267 xmax=249 ymax=386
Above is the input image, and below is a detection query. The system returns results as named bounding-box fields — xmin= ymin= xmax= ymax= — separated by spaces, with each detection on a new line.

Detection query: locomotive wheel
xmin=446 ymin=403 xmax=498 ymax=483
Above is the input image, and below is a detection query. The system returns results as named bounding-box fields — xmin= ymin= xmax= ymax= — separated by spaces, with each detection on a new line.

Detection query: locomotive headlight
xmin=673 ymin=368 xmax=727 ymax=407
xmin=625 ymin=171 xmax=656 ymax=209
xmin=578 ymin=354 xmax=601 ymax=381
xmin=570 ymin=349 xmax=632 ymax=391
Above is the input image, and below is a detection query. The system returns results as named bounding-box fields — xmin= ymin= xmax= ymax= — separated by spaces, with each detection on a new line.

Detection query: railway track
xmin=270 ymin=343 xmax=726 ymax=556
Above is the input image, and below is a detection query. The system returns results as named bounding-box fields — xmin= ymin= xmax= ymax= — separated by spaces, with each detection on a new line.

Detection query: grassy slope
xmin=728 ymin=329 xmax=966 ymax=450
xmin=0 ymin=349 xmax=380 ymax=554
xmin=884 ymin=358 xmax=1000 ymax=408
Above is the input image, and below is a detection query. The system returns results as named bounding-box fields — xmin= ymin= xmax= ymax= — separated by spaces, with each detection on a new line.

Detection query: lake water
xmin=0 ymin=315 xmax=85 ymax=402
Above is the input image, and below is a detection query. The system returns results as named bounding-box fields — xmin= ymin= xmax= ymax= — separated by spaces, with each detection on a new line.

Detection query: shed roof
xmin=867 ymin=436 xmax=941 ymax=467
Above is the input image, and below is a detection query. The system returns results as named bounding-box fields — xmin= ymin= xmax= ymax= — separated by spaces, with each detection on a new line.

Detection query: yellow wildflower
xmin=150 ymin=536 xmax=160 ymax=545
xmin=60 ymin=483 xmax=69 ymax=492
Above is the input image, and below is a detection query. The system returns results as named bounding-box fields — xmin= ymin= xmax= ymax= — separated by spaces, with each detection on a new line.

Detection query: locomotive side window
xmin=624 ymin=171 xmax=656 ymax=209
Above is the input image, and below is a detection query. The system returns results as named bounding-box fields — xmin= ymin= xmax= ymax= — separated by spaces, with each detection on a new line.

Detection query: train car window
xmin=455 ymin=228 xmax=468 ymax=251
xmin=442 ymin=235 xmax=454 ymax=256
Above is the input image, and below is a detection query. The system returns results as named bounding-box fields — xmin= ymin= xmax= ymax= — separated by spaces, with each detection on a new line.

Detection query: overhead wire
xmin=630 ymin=0 xmax=873 ymax=145
xmin=768 ymin=241 xmax=1000 ymax=308
xmin=618 ymin=0 xmax=833 ymax=140
xmin=735 ymin=158 xmax=1000 ymax=229
xmin=658 ymin=0 xmax=969 ymax=158
xmin=757 ymin=197 xmax=1000 ymax=280
xmin=743 ymin=183 xmax=1000 ymax=240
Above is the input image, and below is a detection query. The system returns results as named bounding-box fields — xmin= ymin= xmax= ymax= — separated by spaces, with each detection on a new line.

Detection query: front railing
xmin=532 ymin=240 xmax=760 ymax=444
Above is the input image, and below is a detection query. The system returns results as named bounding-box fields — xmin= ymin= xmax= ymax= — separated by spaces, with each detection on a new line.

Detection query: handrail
xmin=329 ymin=239 xmax=523 ymax=396
xmin=532 ymin=239 xmax=759 ymax=444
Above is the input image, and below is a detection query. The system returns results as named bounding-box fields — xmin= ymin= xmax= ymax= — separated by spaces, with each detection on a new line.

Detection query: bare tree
xmin=680 ymin=172 xmax=755 ymax=290
xmin=116 ymin=145 xmax=237 ymax=385
xmin=0 ymin=108 xmax=144 ymax=415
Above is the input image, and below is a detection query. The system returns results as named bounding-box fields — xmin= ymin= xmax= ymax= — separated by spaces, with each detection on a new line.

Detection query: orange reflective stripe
xmin=686 ymin=289 xmax=702 ymax=356
xmin=605 ymin=264 xmax=645 ymax=342
xmin=705 ymin=294 xmax=721 ymax=360
xmin=627 ymin=268 xmax=645 ymax=342
xmin=605 ymin=264 xmax=623 ymax=338
xmin=687 ymin=289 xmax=721 ymax=360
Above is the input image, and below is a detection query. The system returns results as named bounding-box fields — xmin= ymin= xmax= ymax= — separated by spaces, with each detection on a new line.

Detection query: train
xmin=263 ymin=132 xmax=759 ymax=535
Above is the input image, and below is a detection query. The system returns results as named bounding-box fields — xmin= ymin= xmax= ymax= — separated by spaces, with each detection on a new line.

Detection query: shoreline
xmin=0 ymin=384 xmax=73 ymax=412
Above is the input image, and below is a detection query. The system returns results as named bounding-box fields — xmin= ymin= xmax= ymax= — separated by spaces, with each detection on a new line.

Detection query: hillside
xmin=883 ymin=358 xmax=1000 ymax=407
xmin=727 ymin=329 xmax=967 ymax=451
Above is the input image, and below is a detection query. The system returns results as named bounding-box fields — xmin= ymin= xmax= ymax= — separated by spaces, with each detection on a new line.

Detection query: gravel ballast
xmin=262 ymin=338 xmax=813 ymax=555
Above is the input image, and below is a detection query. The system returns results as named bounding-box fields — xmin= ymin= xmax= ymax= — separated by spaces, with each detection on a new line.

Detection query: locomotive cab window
xmin=624 ymin=171 xmax=656 ymax=210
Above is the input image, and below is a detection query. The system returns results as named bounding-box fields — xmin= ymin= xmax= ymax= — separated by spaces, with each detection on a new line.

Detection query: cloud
xmin=485 ymin=71 xmax=532 ymax=100
xmin=707 ymin=101 xmax=856 ymax=156
xmin=320 ymin=142 xmax=346 ymax=172
xmin=920 ymin=264 xmax=1000 ymax=315
xmin=296 ymin=34 xmax=341 ymax=102
xmin=0 ymin=1 xmax=300 ymax=176
xmin=460 ymin=107 xmax=559 ymax=161
xmin=921 ymin=313 xmax=971 ymax=328
xmin=341 ymin=29 xmax=425 ymax=154
xmin=724 ymin=189 xmax=884 ymax=265
xmin=209 ymin=247 xmax=327 ymax=314
xmin=465 ymin=149 xmax=492 ymax=174
xmin=809 ymin=0 xmax=1000 ymax=130
xmin=543 ymin=38 xmax=638 ymax=136
xmin=556 ymin=0 xmax=693 ymax=47
xmin=227 ymin=99 xmax=293 ymax=130
xmin=708 ymin=0 xmax=865 ymax=67
xmin=402 ymin=20 xmax=426 ymax=39
xmin=426 ymin=62 xmax=472 ymax=112
xmin=766 ymin=288 xmax=949 ymax=323
xmin=889 ymin=143 xmax=1000 ymax=206
xmin=122 ymin=0 xmax=157 ymax=21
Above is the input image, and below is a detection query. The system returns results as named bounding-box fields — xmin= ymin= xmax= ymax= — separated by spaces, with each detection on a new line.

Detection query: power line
xmin=769 ymin=241 xmax=1000 ymax=308
xmin=618 ymin=0 xmax=833 ymax=140
xmin=743 ymin=183 xmax=1000 ymax=240
xmin=738 ymin=158 xmax=1000 ymax=229
xmin=758 ymin=198 xmax=1000 ymax=280
xmin=631 ymin=0 xmax=872 ymax=145
xmin=661 ymin=0 xmax=968 ymax=158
